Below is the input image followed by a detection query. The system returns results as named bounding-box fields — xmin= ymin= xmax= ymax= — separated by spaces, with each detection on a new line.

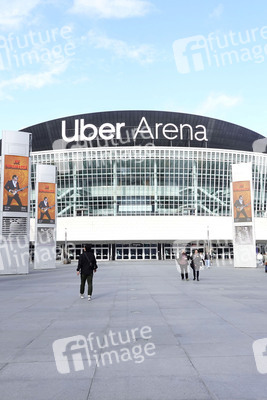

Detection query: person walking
xmin=193 ymin=249 xmax=202 ymax=281
xmin=76 ymin=244 xmax=98 ymax=301
xmin=263 ymin=252 xmax=267 ymax=273
xmin=257 ymin=252 xmax=263 ymax=267
xmin=205 ymin=252 xmax=211 ymax=268
xmin=177 ymin=251 xmax=189 ymax=281
xmin=189 ymin=253 xmax=195 ymax=280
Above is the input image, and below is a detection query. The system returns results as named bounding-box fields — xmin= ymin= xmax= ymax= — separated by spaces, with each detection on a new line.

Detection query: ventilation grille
xmin=2 ymin=217 xmax=28 ymax=241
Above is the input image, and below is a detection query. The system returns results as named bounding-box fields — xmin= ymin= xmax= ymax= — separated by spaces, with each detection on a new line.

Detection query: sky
xmin=0 ymin=0 xmax=266 ymax=136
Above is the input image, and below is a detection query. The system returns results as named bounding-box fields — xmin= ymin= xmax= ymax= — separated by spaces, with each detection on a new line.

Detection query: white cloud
xmin=86 ymin=30 xmax=156 ymax=63
xmin=72 ymin=76 xmax=90 ymax=85
xmin=69 ymin=0 xmax=152 ymax=18
xmin=209 ymin=3 xmax=224 ymax=19
xmin=0 ymin=62 xmax=68 ymax=101
xmin=195 ymin=93 xmax=242 ymax=116
xmin=0 ymin=0 xmax=44 ymax=29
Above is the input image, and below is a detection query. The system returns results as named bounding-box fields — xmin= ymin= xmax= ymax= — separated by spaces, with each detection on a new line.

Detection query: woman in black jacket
xmin=193 ymin=249 xmax=202 ymax=281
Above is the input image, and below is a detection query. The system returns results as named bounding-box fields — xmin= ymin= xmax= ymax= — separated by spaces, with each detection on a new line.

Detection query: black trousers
xmin=40 ymin=211 xmax=51 ymax=220
xmin=6 ymin=194 xmax=22 ymax=206
xmin=236 ymin=209 xmax=248 ymax=219
xmin=80 ymin=274 xmax=93 ymax=295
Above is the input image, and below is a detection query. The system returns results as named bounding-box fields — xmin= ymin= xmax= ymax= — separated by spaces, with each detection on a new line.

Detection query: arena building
xmin=22 ymin=110 xmax=267 ymax=261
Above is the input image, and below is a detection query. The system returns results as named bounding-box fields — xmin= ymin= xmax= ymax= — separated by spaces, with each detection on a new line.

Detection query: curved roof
xmin=21 ymin=110 xmax=264 ymax=152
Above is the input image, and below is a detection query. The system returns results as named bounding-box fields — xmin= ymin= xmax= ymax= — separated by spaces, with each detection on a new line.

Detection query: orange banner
xmin=233 ymin=180 xmax=252 ymax=223
xmin=3 ymin=155 xmax=29 ymax=212
xmin=37 ymin=182 xmax=56 ymax=224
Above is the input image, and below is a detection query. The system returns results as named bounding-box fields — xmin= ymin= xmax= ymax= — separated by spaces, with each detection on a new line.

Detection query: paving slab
xmin=0 ymin=378 xmax=91 ymax=400
xmin=0 ymin=260 xmax=267 ymax=400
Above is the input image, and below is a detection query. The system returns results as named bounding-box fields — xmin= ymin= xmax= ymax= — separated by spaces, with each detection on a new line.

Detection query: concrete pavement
xmin=0 ymin=260 xmax=267 ymax=400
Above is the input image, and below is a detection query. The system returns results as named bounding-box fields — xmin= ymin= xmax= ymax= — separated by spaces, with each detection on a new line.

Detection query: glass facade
xmin=30 ymin=147 xmax=267 ymax=219
xmin=55 ymin=241 xmax=235 ymax=262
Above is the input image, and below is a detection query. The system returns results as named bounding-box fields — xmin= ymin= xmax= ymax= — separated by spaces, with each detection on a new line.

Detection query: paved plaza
xmin=0 ymin=260 xmax=267 ymax=400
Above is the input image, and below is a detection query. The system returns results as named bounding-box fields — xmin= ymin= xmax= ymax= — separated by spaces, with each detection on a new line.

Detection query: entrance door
xmin=94 ymin=245 xmax=110 ymax=261
xmin=144 ymin=244 xmax=157 ymax=260
xmin=123 ymin=248 xmax=129 ymax=259
xmin=137 ymin=248 xmax=143 ymax=259
xmin=130 ymin=248 xmax=137 ymax=260
xmin=115 ymin=244 xmax=158 ymax=260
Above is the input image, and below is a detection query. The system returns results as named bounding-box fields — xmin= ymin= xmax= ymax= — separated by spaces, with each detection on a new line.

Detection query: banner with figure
xmin=34 ymin=165 xmax=57 ymax=269
xmin=38 ymin=182 xmax=56 ymax=224
xmin=0 ymin=130 xmax=31 ymax=275
xmin=233 ymin=180 xmax=252 ymax=223
xmin=3 ymin=155 xmax=29 ymax=213
xmin=232 ymin=163 xmax=256 ymax=268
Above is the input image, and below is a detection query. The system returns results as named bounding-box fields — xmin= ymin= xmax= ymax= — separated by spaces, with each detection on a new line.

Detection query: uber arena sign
xmin=61 ymin=116 xmax=208 ymax=143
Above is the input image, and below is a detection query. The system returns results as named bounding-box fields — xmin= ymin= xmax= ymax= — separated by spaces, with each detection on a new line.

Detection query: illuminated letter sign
xmin=61 ymin=116 xmax=208 ymax=144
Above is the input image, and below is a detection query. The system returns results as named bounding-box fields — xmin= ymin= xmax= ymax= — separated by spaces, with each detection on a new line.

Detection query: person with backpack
xmin=76 ymin=244 xmax=98 ymax=301
xmin=177 ymin=251 xmax=189 ymax=281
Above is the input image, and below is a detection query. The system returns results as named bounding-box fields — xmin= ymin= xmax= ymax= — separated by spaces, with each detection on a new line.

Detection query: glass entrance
xmin=72 ymin=244 xmax=110 ymax=261
xmin=95 ymin=244 xmax=109 ymax=261
xmin=115 ymin=244 xmax=158 ymax=260
xmin=164 ymin=242 xmax=189 ymax=260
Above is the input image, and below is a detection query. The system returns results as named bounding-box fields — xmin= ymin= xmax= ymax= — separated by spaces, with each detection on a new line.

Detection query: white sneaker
xmin=80 ymin=294 xmax=84 ymax=299
xmin=88 ymin=295 xmax=91 ymax=301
